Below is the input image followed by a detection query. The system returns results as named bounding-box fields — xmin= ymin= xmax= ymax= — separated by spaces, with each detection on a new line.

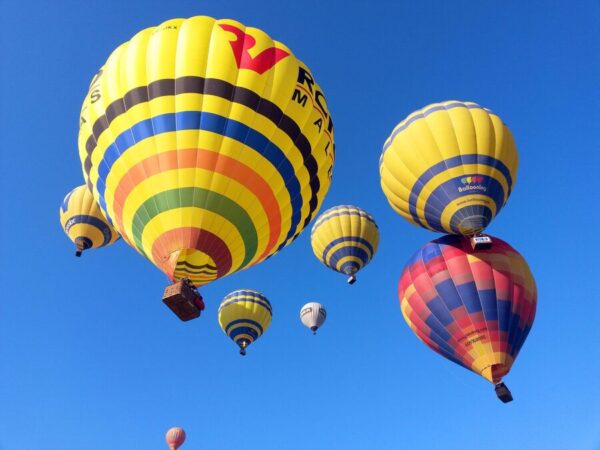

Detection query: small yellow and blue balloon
xmin=218 ymin=289 xmax=272 ymax=355
xmin=59 ymin=185 xmax=119 ymax=256
xmin=380 ymin=100 xmax=519 ymax=236
xmin=310 ymin=205 xmax=380 ymax=284
xmin=165 ymin=427 xmax=186 ymax=450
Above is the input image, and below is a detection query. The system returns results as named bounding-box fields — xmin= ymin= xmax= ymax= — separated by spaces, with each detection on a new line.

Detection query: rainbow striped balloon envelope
xmin=77 ymin=16 xmax=334 ymax=287
xmin=380 ymin=101 xmax=518 ymax=236
xmin=399 ymin=235 xmax=536 ymax=389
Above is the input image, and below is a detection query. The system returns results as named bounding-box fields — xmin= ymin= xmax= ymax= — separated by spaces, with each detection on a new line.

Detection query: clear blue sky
xmin=1 ymin=1 xmax=599 ymax=449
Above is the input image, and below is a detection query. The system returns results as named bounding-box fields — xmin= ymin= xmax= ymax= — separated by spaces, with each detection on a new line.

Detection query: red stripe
xmin=151 ymin=227 xmax=233 ymax=280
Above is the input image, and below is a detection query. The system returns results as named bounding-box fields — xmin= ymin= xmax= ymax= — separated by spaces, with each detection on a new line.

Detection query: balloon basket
xmin=347 ymin=275 xmax=357 ymax=284
xmin=471 ymin=234 xmax=493 ymax=250
xmin=494 ymin=382 xmax=513 ymax=403
xmin=162 ymin=279 xmax=205 ymax=321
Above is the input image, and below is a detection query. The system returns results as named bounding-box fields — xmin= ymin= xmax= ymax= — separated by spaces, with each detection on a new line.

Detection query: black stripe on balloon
xmin=176 ymin=260 xmax=218 ymax=271
xmin=84 ymin=76 xmax=321 ymax=225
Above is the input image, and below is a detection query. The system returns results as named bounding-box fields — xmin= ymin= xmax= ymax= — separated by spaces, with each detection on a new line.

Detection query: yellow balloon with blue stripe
xmin=311 ymin=205 xmax=380 ymax=284
xmin=380 ymin=101 xmax=518 ymax=235
xmin=218 ymin=289 xmax=272 ymax=355
xmin=77 ymin=16 xmax=334 ymax=288
xmin=59 ymin=185 xmax=119 ymax=256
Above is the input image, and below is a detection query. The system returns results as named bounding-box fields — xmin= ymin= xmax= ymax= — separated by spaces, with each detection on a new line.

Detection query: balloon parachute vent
xmin=470 ymin=234 xmax=493 ymax=250
xmin=75 ymin=250 xmax=82 ymax=257
xmin=162 ymin=279 xmax=203 ymax=321
xmin=347 ymin=275 xmax=357 ymax=284
xmin=495 ymin=382 xmax=513 ymax=403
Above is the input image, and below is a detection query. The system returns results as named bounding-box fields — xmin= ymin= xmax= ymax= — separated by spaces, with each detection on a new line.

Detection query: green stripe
xmin=132 ymin=187 xmax=257 ymax=269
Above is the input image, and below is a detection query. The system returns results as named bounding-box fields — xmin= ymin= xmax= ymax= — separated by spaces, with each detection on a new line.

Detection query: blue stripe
xmin=61 ymin=188 xmax=77 ymax=213
xmin=95 ymin=111 xmax=302 ymax=245
xmin=479 ymin=289 xmax=498 ymax=321
xmin=422 ymin=175 xmax=505 ymax=233
xmin=421 ymin=243 xmax=443 ymax=263
xmin=329 ymin=246 xmax=369 ymax=269
xmin=382 ymin=102 xmax=493 ymax=154
xmin=322 ymin=236 xmax=374 ymax=262
xmin=223 ymin=290 xmax=268 ymax=303
xmin=427 ymin=296 xmax=455 ymax=326
xmin=218 ymin=297 xmax=272 ymax=315
xmin=407 ymin=156 xmax=512 ymax=228
xmin=225 ymin=318 xmax=264 ymax=335
xmin=456 ymin=282 xmax=482 ymax=313
xmin=230 ymin=327 xmax=259 ymax=342
xmin=312 ymin=207 xmax=378 ymax=234
xmin=425 ymin=315 xmax=451 ymax=342
xmin=497 ymin=299 xmax=512 ymax=332
xmin=435 ymin=279 xmax=463 ymax=310
xmin=64 ymin=214 xmax=113 ymax=246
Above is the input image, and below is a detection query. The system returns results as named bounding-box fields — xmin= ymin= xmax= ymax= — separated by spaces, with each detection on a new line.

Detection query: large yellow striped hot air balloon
xmin=380 ymin=101 xmax=518 ymax=236
xmin=59 ymin=185 xmax=119 ymax=256
xmin=77 ymin=17 xmax=334 ymax=293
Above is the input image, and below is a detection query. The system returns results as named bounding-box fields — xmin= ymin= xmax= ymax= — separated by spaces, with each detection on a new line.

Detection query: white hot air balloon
xmin=300 ymin=302 xmax=327 ymax=334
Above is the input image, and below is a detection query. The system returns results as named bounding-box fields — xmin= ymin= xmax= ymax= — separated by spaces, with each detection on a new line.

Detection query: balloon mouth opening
xmin=456 ymin=215 xmax=490 ymax=235
xmin=310 ymin=326 xmax=318 ymax=334
xmin=75 ymin=237 xmax=92 ymax=250
xmin=162 ymin=249 xmax=219 ymax=286
xmin=480 ymin=363 xmax=509 ymax=384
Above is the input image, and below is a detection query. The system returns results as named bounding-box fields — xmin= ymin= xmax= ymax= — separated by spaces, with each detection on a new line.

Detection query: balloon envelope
xmin=300 ymin=302 xmax=326 ymax=333
xmin=399 ymin=235 xmax=536 ymax=384
xmin=78 ymin=16 xmax=335 ymax=286
xmin=165 ymin=427 xmax=186 ymax=449
xmin=380 ymin=101 xmax=518 ymax=235
xmin=218 ymin=289 xmax=272 ymax=354
xmin=310 ymin=205 xmax=379 ymax=282
xmin=59 ymin=185 xmax=119 ymax=255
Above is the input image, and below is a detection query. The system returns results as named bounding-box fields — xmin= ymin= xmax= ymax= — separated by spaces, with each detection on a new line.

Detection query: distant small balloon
xmin=166 ymin=427 xmax=186 ymax=449
xmin=300 ymin=302 xmax=327 ymax=334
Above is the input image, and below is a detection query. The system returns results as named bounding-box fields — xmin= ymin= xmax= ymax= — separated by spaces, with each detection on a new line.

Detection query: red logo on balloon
xmin=219 ymin=24 xmax=290 ymax=74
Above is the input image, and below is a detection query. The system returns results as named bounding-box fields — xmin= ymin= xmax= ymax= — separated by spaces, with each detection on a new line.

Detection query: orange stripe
xmin=111 ymin=148 xmax=281 ymax=261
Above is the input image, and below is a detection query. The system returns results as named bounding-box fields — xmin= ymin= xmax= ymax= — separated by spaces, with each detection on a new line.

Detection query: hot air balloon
xmin=218 ymin=289 xmax=272 ymax=355
xmin=59 ymin=185 xmax=119 ymax=256
xmin=398 ymin=234 xmax=536 ymax=403
xmin=380 ymin=101 xmax=518 ymax=247
xmin=300 ymin=302 xmax=326 ymax=334
xmin=311 ymin=205 xmax=379 ymax=284
xmin=77 ymin=16 xmax=335 ymax=319
xmin=165 ymin=427 xmax=186 ymax=450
